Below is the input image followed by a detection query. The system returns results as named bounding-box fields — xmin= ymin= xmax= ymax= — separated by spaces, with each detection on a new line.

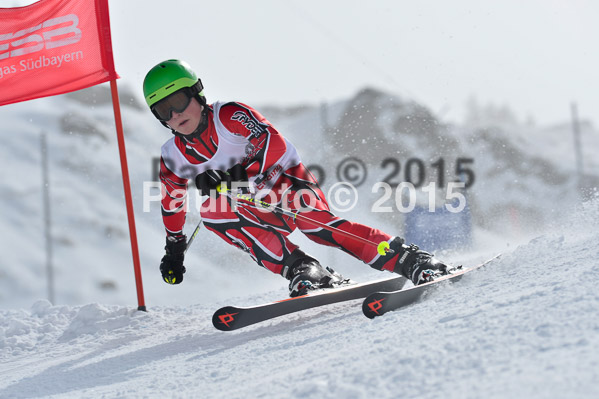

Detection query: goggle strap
xmin=190 ymin=79 xmax=204 ymax=96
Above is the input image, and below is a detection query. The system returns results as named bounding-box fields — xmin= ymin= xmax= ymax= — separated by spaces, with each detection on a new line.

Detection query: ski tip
xmin=362 ymin=293 xmax=387 ymax=319
xmin=212 ymin=306 xmax=241 ymax=331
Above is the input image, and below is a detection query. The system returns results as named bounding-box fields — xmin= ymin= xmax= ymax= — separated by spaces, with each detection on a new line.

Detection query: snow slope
xmin=1 ymin=197 xmax=598 ymax=398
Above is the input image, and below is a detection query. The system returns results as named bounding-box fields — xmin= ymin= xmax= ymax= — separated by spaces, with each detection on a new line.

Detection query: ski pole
xmin=185 ymin=217 xmax=203 ymax=254
xmin=217 ymin=186 xmax=393 ymax=256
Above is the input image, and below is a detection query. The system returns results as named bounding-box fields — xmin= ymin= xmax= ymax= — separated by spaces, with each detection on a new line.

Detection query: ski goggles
xmin=151 ymin=89 xmax=193 ymax=122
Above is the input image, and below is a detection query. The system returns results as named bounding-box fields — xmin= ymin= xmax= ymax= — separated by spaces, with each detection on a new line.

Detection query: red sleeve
xmin=159 ymin=155 xmax=188 ymax=237
xmin=218 ymin=102 xmax=287 ymax=177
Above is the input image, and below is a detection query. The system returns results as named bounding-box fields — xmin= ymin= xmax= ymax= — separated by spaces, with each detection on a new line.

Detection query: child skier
xmin=143 ymin=59 xmax=450 ymax=297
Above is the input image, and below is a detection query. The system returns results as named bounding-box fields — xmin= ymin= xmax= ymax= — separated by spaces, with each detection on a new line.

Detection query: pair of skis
xmin=212 ymin=255 xmax=500 ymax=331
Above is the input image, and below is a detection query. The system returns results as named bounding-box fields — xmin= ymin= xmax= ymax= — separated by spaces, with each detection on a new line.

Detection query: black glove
xmin=227 ymin=163 xmax=249 ymax=184
xmin=195 ymin=169 xmax=228 ymax=197
xmin=195 ymin=164 xmax=248 ymax=197
xmin=160 ymin=235 xmax=187 ymax=284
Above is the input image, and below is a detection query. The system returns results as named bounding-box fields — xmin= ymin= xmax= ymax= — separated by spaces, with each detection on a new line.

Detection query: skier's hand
xmin=195 ymin=165 xmax=248 ymax=196
xmin=226 ymin=164 xmax=250 ymax=194
xmin=227 ymin=164 xmax=248 ymax=184
xmin=195 ymin=169 xmax=228 ymax=197
xmin=160 ymin=235 xmax=187 ymax=284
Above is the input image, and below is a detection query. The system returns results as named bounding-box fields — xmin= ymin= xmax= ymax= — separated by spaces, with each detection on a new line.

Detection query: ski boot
xmin=281 ymin=249 xmax=347 ymax=297
xmin=389 ymin=237 xmax=451 ymax=285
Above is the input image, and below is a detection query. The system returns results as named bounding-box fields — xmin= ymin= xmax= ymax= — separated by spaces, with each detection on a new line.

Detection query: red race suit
xmin=159 ymin=101 xmax=399 ymax=275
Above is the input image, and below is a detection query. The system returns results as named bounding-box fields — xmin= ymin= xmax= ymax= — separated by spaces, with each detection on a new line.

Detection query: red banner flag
xmin=0 ymin=0 xmax=118 ymax=106
xmin=1 ymin=0 xmax=146 ymax=310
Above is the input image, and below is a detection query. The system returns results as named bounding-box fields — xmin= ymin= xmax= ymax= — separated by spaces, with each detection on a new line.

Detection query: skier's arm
xmin=159 ymin=156 xmax=189 ymax=284
xmin=159 ymin=156 xmax=188 ymax=237
xmin=218 ymin=102 xmax=288 ymax=178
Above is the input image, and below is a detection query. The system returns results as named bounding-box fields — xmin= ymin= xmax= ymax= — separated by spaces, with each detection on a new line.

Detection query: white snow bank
xmin=1 ymin=197 xmax=598 ymax=398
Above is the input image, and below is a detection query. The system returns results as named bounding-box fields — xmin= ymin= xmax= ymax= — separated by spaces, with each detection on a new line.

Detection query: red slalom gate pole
xmin=110 ymin=79 xmax=146 ymax=311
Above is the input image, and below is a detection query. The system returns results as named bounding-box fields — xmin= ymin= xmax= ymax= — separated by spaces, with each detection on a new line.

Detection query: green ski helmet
xmin=143 ymin=59 xmax=205 ymax=116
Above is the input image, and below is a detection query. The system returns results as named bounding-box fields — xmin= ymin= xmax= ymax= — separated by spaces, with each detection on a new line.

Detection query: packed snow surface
xmin=2 ymin=199 xmax=598 ymax=398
